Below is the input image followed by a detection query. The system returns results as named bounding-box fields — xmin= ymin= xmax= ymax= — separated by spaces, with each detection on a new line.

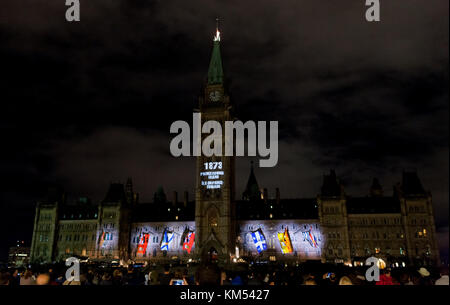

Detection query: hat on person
xmin=418 ymin=267 xmax=430 ymax=277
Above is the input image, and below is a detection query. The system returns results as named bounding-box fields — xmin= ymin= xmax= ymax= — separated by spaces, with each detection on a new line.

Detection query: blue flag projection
xmin=251 ymin=229 xmax=267 ymax=253
xmin=160 ymin=229 xmax=174 ymax=251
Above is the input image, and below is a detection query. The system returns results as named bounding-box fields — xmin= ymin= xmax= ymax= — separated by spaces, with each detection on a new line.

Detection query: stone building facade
xmin=30 ymin=29 xmax=440 ymax=267
xmin=30 ymin=169 xmax=440 ymax=267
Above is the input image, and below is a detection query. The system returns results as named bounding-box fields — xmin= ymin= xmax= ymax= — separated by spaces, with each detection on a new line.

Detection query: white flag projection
xmin=160 ymin=229 xmax=174 ymax=251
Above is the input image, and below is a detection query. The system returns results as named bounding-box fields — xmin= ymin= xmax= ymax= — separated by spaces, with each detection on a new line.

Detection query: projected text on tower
xmin=200 ymin=161 xmax=224 ymax=189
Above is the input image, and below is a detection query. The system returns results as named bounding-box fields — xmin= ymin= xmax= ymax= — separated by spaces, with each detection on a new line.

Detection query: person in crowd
xmin=86 ymin=269 xmax=95 ymax=285
xmin=195 ymin=262 xmax=221 ymax=285
xmin=10 ymin=269 xmax=20 ymax=286
xmin=48 ymin=269 xmax=60 ymax=285
xmin=398 ymin=272 xmax=414 ymax=285
xmin=79 ymin=273 xmax=89 ymax=285
xmin=92 ymin=271 xmax=101 ymax=285
xmin=286 ymin=270 xmax=301 ymax=286
xmin=304 ymin=277 xmax=317 ymax=285
xmin=231 ymin=273 xmax=244 ymax=285
xmin=149 ymin=268 xmax=159 ymax=285
xmin=339 ymin=276 xmax=353 ymax=285
xmin=99 ymin=272 xmax=113 ymax=285
xmin=169 ymin=270 xmax=188 ymax=285
xmin=417 ymin=267 xmax=433 ymax=285
xmin=268 ymin=271 xmax=276 ymax=285
xmin=112 ymin=269 xmax=123 ymax=285
xmin=435 ymin=267 xmax=449 ymax=285
xmin=183 ymin=268 xmax=194 ymax=285
xmin=320 ymin=272 xmax=337 ymax=286
xmin=124 ymin=265 xmax=142 ymax=285
xmin=20 ymin=270 xmax=35 ymax=285
xmin=263 ymin=273 xmax=270 ymax=285
xmin=247 ymin=272 xmax=262 ymax=285
xmin=159 ymin=264 xmax=172 ymax=285
xmin=36 ymin=273 xmax=51 ymax=285
xmin=0 ymin=272 xmax=10 ymax=285
xmin=376 ymin=268 xmax=397 ymax=285
xmin=220 ymin=271 xmax=231 ymax=285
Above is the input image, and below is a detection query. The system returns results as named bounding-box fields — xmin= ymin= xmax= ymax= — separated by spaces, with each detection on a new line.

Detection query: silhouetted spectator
xmin=435 ymin=267 xmax=449 ymax=286
xmin=159 ymin=265 xmax=172 ymax=285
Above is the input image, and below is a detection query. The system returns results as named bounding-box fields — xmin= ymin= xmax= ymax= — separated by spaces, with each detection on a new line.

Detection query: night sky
xmin=0 ymin=0 xmax=448 ymax=261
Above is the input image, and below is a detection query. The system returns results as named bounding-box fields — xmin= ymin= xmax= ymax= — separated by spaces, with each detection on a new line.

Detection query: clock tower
xmin=194 ymin=26 xmax=236 ymax=263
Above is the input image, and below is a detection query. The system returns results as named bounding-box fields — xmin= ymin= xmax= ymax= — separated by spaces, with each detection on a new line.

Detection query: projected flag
xmin=182 ymin=232 xmax=195 ymax=254
xmin=137 ymin=233 xmax=150 ymax=255
xmin=302 ymin=226 xmax=319 ymax=248
xmin=160 ymin=229 xmax=174 ymax=251
xmin=277 ymin=227 xmax=293 ymax=254
xmin=98 ymin=231 xmax=106 ymax=248
xmin=251 ymin=229 xmax=268 ymax=253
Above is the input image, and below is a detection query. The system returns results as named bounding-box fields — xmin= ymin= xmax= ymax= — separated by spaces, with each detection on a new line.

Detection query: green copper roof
xmin=207 ymin=40 xmax=224 ymax=85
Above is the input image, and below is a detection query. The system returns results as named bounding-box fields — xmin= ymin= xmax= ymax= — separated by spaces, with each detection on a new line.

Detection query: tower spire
xmin=208 ymin=19 xmax=223 ymax=84
xmin=215 ymin=17 xmax=220 ymax=41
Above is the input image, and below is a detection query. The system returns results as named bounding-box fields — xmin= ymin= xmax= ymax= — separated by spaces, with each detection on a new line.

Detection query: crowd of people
xmin=0 ymin=261 xmax=448 ymax=286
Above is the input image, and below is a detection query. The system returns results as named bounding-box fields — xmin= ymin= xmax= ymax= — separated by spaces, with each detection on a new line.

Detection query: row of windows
xmin=59 ymin=223 xmax=97 ymax=231
xmin=38 ymin=234 xmax=49 ymax=242
xmin=408 ymin=206 xmax=426 ymax=213
xmin=349 ymin=217 xmax=402 ymax=226
xmin=328 ymin=232 xmax=342 ymax=239
xmin=39 ymin=213 xmax=53 ymax=221
xmin=244 ymin=224 xmax=320 ymax=232
xmin=103 ymin=223 xmax=115 ymax=229
xmin=34 ymin=246 xmax=48 ymax=257
xmin=134 ymin=225 xmax=189 ymax=233
xmin=38 ymin=224 xmax=52 ymax=231
xmin=58 ymin=234 xmax=96 ymax=242
xmin=132 ymin=235 xmax=159 ymax=244
xmin=410 ymin=218 xmax=428 ymax=225
xmin=327 ymin=248 xmax=344 ymax=256
xmin=62 ymin=213 xmax=98 ymax=219
xmin=102 ymin=232 xmax=114 ymax=241
xmin=349 ymin=247 xmax=407 ymax=256
xmin=62 ymin=248 xmax=89 ymax=256
xmin=324 ymin=206 xmax=340 ymax=214
xmin=103 ymin=212 xmax=117 ymax=219
xmin=350 ymin=231 xmax=405 ymax=240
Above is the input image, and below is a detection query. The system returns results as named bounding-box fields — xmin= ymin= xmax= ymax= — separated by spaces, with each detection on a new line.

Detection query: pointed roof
xmin=102 ymin=183 xmax=127 ymax=204
xmin=242 ymin=161 xmax=261 ymax=201
xmin=207 ymin=28 xmax=224 ymax=85
xmin=370 ymin=178 xmax=383 ymax=197
xmin=401 ymin=171 xmax=426 ymax=196
xmin=321 ymin=169 xmax=341 ymax=197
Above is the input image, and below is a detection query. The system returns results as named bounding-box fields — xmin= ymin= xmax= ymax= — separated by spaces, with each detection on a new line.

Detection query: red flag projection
xmin=137 ymin=233 xmax=150 ymax=255
xmin=182 ymin=232 xmax=195 ymax=254
xmin=99 ymin=231 xmax=106 ymax=248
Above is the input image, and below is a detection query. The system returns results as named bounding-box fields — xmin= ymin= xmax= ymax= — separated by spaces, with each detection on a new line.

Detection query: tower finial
xmin=214 ymin=17 xmax=220 ymax=42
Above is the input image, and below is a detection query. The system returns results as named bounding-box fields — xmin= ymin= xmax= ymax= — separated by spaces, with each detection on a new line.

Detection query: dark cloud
xmin=0 ymin=0 xmax=448 ymax=260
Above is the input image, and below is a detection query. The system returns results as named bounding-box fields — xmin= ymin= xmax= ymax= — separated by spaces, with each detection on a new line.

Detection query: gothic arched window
xmin=208 ymin=208 xmax=218 ymax=227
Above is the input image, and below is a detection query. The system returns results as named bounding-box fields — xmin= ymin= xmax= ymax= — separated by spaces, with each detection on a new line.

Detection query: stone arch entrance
xmin=201 ymin=240 xmax=224 ymax=262
xmin=208 ymin=247 xmax=218 ymax=261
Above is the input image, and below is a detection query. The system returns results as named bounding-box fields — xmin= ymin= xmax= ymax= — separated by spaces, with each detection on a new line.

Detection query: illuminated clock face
xmin=209 ymin=90 xmax=221 ymax=102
